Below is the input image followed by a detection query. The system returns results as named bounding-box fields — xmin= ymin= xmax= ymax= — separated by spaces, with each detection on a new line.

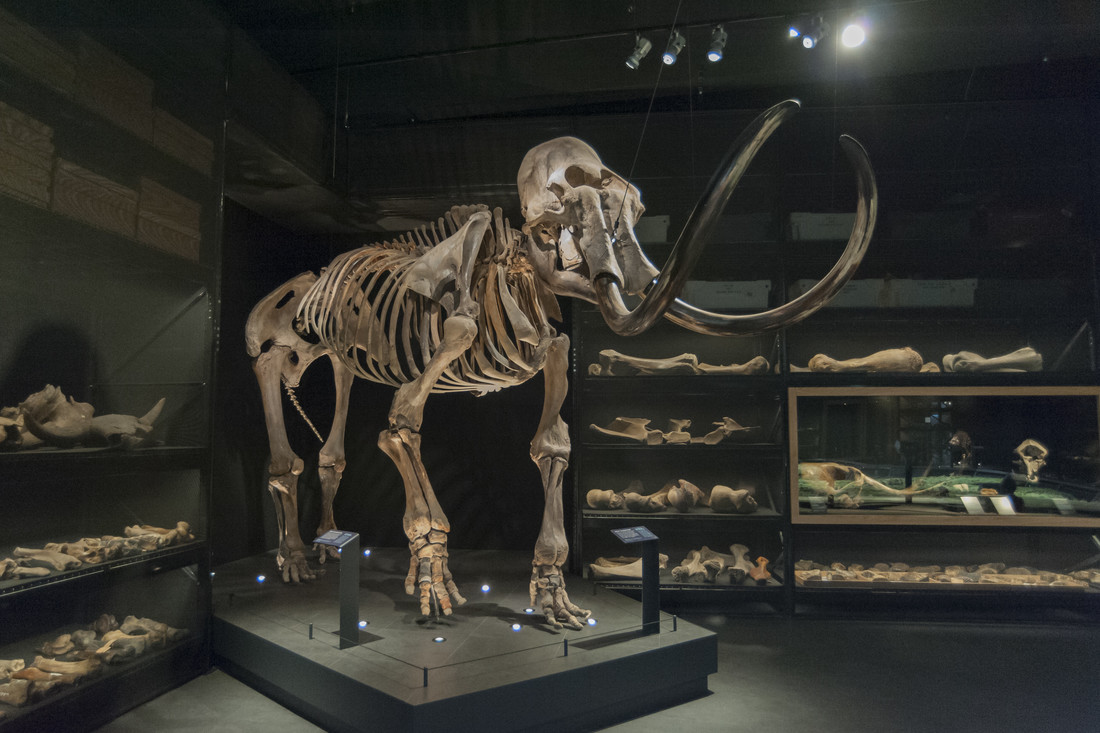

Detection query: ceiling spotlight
xmin=800 ymin=16 xmax=829 ymax=49
xmin=841 ymin=21 xmax=867 ymax=48
xmin=662 ymin=30 xmax=686 ymax=65
xmin=625 ymin=35 xmax=651 ymax=69
xmin=707 ymin=25 xmax=727 ymax=62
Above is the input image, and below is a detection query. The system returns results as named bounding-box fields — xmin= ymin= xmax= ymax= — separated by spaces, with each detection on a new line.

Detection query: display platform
xmin=212 ymin=548 xmax=717 ymax=733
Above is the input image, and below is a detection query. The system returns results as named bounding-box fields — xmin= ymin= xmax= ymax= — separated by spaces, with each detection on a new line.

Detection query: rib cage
xmin=296 ymin=206 xmax=556 ymax=394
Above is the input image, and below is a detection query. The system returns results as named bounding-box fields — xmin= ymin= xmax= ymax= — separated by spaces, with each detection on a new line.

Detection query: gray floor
xmin=95 ymin=614 xmax=1100 ymax=733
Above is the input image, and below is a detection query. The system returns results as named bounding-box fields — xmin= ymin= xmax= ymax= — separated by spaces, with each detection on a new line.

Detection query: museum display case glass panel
xmin=789 ymin=386 xmax=1100 ymax=525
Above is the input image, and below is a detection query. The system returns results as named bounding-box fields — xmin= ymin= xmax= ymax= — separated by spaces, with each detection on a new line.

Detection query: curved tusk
xmin=594 ymin=99 xmax=803 ymax=336
xmin=664 ymin=134 xmax=877 ymax=336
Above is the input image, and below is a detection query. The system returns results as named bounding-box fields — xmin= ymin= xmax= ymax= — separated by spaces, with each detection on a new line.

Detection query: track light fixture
xmin=625 ymin=34 xmax=652 ymax=69
xmin=706 ymin=25 xmax=727 ymax=62
xmin=662 ymin=29 xmax=686 ymax=65
xmin=799 ymin=16 xmax=829 ymax=49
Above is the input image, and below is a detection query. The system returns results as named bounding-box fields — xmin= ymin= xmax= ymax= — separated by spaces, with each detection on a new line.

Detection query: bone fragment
xmin=13 ymin=547 xmax=82 ymax=571
xmin=697 ymin=355 xmax=770 ymax=375
xmin=1014 ymin=439 xmax=1049 ymax=482
xmin=709 ymin=485 xmax=759 ymax=514
xmin=0 ymin=659 xmax=25 ymax=682
xmin=695 ymin=417 xmax=757 ymax=445
xmin=666 ymin=479 xmax=705 ymax=512
xmin=124 ymin=521 xmax=194 ymax=547
xmin=672 ymin=544 xmax=754 ymax=584
xmin=39 ymin=634 xmax=74 ymax=657
xmin=749 ymin=557 xmax=772 ymax=585
xmin=589 ymin=417 xmax=663 ymax=444
xmin=95 ymin=631 xmax=147 ymax=664
xmin=662 ymin=419 xmax=693 ymax=444
xmin=10 ymin=565 xmax=52 ymax=578
xmin=89 ymin=614 xmax=119 ymax=636
xmin=585 ymin=489 xmax=625 ymax=510
xmin=805 ymin=347 xmax=924 ymax=373
xmin=621 ymin=490 xmax=668 ymax=513
xmin=120 ymin=616 xmax=187 ymax=646
xmin=588 ymin=554 xmax=669 ymax=579
xmin=0 ymin=557 xmax=16 ymax=579
xmin=31 ymin=655 xmax=101 ymax=678
xmin=943 ymin=347 xmax=1043 ymax=373
xmin=589 ymin=349 xmax=771 ymax=376
xmin=0 ymin=679 xmax=29 ymax=707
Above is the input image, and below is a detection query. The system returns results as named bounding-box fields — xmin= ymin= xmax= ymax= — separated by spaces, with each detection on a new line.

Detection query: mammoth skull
xmin=518 ymin=100 xmax=878 ymax=337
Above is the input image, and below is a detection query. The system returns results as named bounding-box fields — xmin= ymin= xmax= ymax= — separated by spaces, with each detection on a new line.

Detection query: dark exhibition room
xmin=0 ymin=1 xmax=1098 ymax=731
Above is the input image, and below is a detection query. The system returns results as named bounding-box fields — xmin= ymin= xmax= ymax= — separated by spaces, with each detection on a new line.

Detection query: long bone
xmin=13 ymin=547 xmax=82 ymax=571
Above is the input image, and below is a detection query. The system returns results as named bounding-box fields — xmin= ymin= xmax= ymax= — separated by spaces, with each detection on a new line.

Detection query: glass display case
xmin=571 ymin=305 xmax=789 ymax=611
xmin=0 ymin=2 xmax=222 ymax=728
xmin=787 ymin=386 xmax=1100 ymax=619
xmin=789 ymin=386 xmax=1100 ymax=525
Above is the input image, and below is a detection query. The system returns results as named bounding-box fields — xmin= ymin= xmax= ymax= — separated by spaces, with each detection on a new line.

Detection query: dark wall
xmin=213 ymin=200 xmax=564 ymax=565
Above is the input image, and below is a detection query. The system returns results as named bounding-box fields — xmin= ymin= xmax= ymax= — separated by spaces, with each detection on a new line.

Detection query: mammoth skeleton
xmin=246 ymin=100 xmax=877 ymax=629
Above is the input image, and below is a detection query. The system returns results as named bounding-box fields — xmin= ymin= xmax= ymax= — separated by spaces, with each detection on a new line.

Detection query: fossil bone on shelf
xmin=13 ymin=547 xmax=83 ymax=571
xmin=709 ymin=485 xmax=759 ymax=513
xmin=588 ymin=553 xmax=669 ymax=579
xmin=671 ymin=544 xmax=755 ymax=584
xmin=0 ymin=659 xmax=26 ymax=682
xmin=1014 ymin=438 xmax=1049 ymax=482
xmin=943 ymin=346 xmax=1043 ymax=372
xmin=800 ymin=346 xmax=924 ymax=373
xmin=588 ymin=349 xmax=770 ymax=376
xmin=0 ymin=679 xmax=30 ymax=707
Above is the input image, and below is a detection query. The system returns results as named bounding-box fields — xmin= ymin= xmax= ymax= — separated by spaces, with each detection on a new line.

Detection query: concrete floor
xmin=95 ymin=614 xmax=1100 ymax=733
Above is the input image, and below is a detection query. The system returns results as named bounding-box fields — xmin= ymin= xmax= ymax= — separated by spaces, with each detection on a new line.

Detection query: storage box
xmin=137 ymin=178 xmax=202 ymax=261
xmin=681 ymin=280 xmax=771 ymax=309
xmin=51 ymin=158 xmax=137 ymax=237
xmin=0 ymin=101 xmax=54 ymax=206
xmin=789 ymin=212 xmax=857 ymax=241
xmin=74 ymin=33 xmax=154 ymax=141
xmin=0 ymin=5 xmax=77 ymax=95
xmin=153 ymin=108 xmax=214 ymax=176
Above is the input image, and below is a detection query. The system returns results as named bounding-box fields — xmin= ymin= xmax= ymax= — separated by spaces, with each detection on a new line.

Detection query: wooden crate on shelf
xmin=153 ymin=108 xmax=214 ymax=176
xmin=0 ymin=101 xmax=54 ymax=206
xmin=50 ymin=158 xmax=137 ymax=237
xmin=74 ymin=33 xmax=154 ymax=141
xmin=0 ymin=5 xmax=77 ymax=95
xmin=137 ymin=177 xmax=202 ymax=261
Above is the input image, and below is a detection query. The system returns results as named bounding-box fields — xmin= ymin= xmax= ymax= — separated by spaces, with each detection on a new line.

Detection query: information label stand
xmin=313 ymin=530 xmax=361 ymax=649
xmin=611 ymin=526 xmax=660 ymax=635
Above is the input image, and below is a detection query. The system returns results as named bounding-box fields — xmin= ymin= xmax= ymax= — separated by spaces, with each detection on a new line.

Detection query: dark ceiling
xmin=216 ymin=0 xmax=1099 ymax=233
